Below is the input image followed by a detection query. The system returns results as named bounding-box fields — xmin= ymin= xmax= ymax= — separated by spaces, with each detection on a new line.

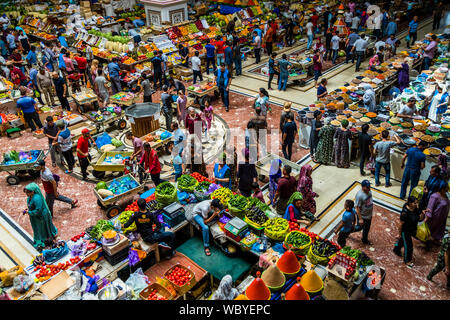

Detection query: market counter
xmin=390 ymin=147 xmax=439 ymax=182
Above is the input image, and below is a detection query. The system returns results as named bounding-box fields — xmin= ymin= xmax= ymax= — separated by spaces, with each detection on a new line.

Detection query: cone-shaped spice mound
xmin=300 ymin=269 xmax=323 ymax=293
xmin=261 ymin=261 xmax=286 ymax=289
xmin=276 ymin=250 xmax=300 ymax=274
xmin=285 ymin=277 xmax=310 ymax=300
xmin=245 ymin=271 xmax=271 ymax=300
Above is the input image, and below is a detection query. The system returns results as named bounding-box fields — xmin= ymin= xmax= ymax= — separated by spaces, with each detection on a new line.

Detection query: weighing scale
xmin=161 ymin=202 xmax=186 ymax=228
xmin=224 ymin=217 xmax=248 ymax=240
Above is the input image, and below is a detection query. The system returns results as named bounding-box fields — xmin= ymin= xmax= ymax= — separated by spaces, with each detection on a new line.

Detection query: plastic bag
xmin=67 ymin=240 xmax=87 ymax=257
xmin=411 ymin=186 xmax=424 ymax=202
xmin=13 ymin=275 xmax=34 ymax=293
xmin=416 ymin=222 xmax=431 ymax=242
xmin=125 ymin=268 xmax=149 ymax=294
xmin=365 ymin=157 xmax=375 ymax=171
xmin=405 ymin=35 xmax=410 ymax=42
xmin=0 ymin=266 xmax=25 ymax=287
xmin=42 ymin=243 xmax=69 ymax=263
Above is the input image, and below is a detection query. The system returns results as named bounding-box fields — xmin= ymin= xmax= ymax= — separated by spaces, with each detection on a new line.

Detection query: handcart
xmin=85 ymin=110 xmax=127 ymax=133
xmin=0 ymin=149 xmax=48 ymax=185
xmin=91 ymin=151 xmax=133 ymax=179
xmin=71 ymin=89 xmax=99 ymax=114
xmin=94 ymin=173 xmax=144 ymax=218
xmin=186 ymin=80 xmax=220 ymax=105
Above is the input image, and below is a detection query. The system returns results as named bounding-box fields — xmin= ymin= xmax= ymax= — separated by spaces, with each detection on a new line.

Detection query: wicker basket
xmin=283 ymin=231 xmax=312 ymax=256
xmin=139 ymin=283 xmax=174 ymax=300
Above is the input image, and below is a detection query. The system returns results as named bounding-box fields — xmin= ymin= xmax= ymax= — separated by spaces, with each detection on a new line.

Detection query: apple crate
xmin=163 ymin=263 xmax=196 ymax=295
xmin=139 ymin=283 xmax=174 ymax=300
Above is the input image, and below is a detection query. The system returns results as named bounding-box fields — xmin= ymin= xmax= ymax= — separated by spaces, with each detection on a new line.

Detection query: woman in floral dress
xmin=315 ymin=118 xmax=335 ymax=165
xmin=297 ymin=164 xmax=319 ymax=214
xmin=333 ymin=119 xmax=353 ymax=168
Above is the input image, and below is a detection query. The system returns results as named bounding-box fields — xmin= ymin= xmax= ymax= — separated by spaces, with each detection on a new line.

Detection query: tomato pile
xmin=145 ymin=194 xmax=156 ymax=202
xmin=190 ymin=172 xmax=214 ymax=183
xmin=288 ymin=221 xmax=300 ymax=231
xmin=165 ymin=266 xmax=192 ymax=287
xmin=146 ymin=289 xmax=168 ymax=300
xmin=33 ymin=256 xmax=81 ymax=282
xmin=70 ymin=232 xmax=85 ymax=242
xmin=125 ymin=200 xmax=139 ymax=212
xmin=299 ymin=227 xmax=318 ymax=239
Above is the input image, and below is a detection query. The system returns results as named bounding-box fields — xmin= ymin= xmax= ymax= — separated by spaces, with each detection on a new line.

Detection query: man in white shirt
xmin=344 ymin=10 xmax=353 ymax=27
xmin=306 ymin=19 xmax=314 ymax=50
xmin=252 ymin=31 xmax=262 ymax=64
xmin=351 ymin=15 xmax=360 ymax=31
xmin=331 ymin=32 xmax=341 ymax=65
xmin=375 ymin=39 xmax=385 ymax=53
xmin=351 ymin=34 xmax=368 ymax=72
xmin=374 ymin=13 xmax=383 ymax=39
xmin=191 ymin=50 xmax=203 ymax=84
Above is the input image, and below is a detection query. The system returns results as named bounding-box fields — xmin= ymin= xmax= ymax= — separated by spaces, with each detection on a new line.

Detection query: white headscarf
xmin=361 ymin=83 xmax=376 ymax=112
xmin=212 ymin=275 xmax=239 ymax=300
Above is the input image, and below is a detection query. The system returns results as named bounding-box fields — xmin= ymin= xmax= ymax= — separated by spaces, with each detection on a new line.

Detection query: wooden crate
xmin=130 ymin=114 xmax=159 ymax=138
xmin=139 ymin=283 xmax=174 ymax=300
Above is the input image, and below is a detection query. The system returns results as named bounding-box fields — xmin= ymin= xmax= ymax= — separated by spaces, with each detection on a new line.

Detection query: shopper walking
xmin=374 ymin=130 xmax=402 ymax=187
xmin=43 ymin=116 xmax=63 ymax=167
xmin=420 ymin=166 xmax=445 ymax=212
xmin=432 ymin=2 xmax=444 ymax=30
xmin=351 ymin=34 xmax=368 ymax=72
xmin=330 ymin=32 xmax=341 ymax=65
xmin=77 ymin=128 xmax=96 ymax=181
xmin=281 ymin=113 xmax=297 ymax=161
xmin=161 ymin=85 xmax=174 ymax=131
xmin=204 ymin=39 xmax=216 ymax=75
xmin=232 ymin=38 xmax=242 ymax=76
xmin=406 ymin=16 xmax=418 ymax=49
xmin=393 ymin=196 xmax=423 ymax=267
xmin=237 ymin=149 xmax=258 ymax=197
xmin=94 ymin=69 xmax=109 ymax=107
xmin=16 ymin=87 xmax=42 ymax=132
xmin=252 ymin=31 xmax=262 ymax=64
xmin=313 ymin=49 xmax=322 ymax=86
xmin=52 ymin=71 xmax=70 ymax=111
xmin=277 ymin=54 xmax=291 ymax=91
xmin=23 ymin=183 xmax=58 ymax=251
xmin=274 ymin=165 xmax=297 ymax=215
xmin=267 ymin=52 xmax=279 ymax=90
xmin=107 ymin=57 xmax=121 ymax=94
xmin=54 ymin=122 xmax=75 ymax=174
xmin=355 ymin=180 xmax=374 ymax=245
xmin=306 ymin=18 xmax=314 ymax=50
xmin=310 ymin=110 xmax=322 ymax=162
xmin=224 ymin=41 xmax=233 ymax=76
xmin=191 ymin=50 xmax=203 ymax=84
xmin=297 ymin=164 xmax=318 ymax=214
xmin=336 ymin=199 xmax=357 ymax=248
xmin=35 ymin=160 xmax=77 ymax=217
xmin=426 ymin=231 xmax=449 ymax=289
xmin=36 ymin=67 xmax=55 ymax=107
xmin=424 ymin=181 xmax=450 ymax=242
xmin=333 ymin=119 xmax=352 ymax=168
xmin=214 ymin=63 xmax=231 ymax=112
xmin=359 ymin=124 xmax=373 ymax=176
xmin=400 ymin=141 xmax=427 ymax=199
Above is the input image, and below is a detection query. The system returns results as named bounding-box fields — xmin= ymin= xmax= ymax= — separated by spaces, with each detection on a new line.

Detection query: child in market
xmin=204 ymin=97 xmax=214 ymax=133
xmin=252 ymin=182 xmax=265 ymax=204
xmin=335 ymin=199 xmax=359 ymax=248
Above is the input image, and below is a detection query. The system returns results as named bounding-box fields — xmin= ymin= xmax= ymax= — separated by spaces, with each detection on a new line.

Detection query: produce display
xmin=211 ymin=187 xmax=233 ymax=206
xmin=89 ymin=220 xmax=115 ymax=240
xmin=288 ymin=221 xmax=300 ymax=231
xmin=146 ymin=289 xmax=168 ymax=300
xmin=247 ymin=197 xmax=270 ymax=212
xmin=97 ymin=176 xmax=140 ymax=199
xmin=119 ymin=211 xmax=136 ymax=233
xmin=308 ymin=238 xmax=341 ymax=266
xmin=263 ymin=217 xmax=289 ymax=241
xmin=194 ymin=181 xmax=211 ymax=192
xmin=187 ymin=82 xmax=216 ymax=93
xmin=2 ymin=150 xmax=40 ymax=165
xmin=155 ymin=182 xmax=178 ymax=208
xmin=227 ymin=194 xmax=249 ymax=212
xmin=32 ymin=256 xmax=81 ymax=282
xmin=165 ymin=266 xmax=193 ymax=287
xmin=176 ymin=174 xmax=199 ymax=193
xmin=339 ymin=246 xmax=375 ymax=267
xmin=70 ymin=232 xmax=86 ymax=242
xmin=328 ymin=252 xmax=357 ymax=280
xmin=190 ymin=172 xmax=214 ymax=183
xmin=245 ymin=206 xmax=268 ymax=226
xmin=284 ymin=231 xmax=311 ymax=251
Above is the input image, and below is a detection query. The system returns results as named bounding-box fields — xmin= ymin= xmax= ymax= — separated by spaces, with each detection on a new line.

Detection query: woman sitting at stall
xmin=214 ymin=152 xmax=232 ymax=189
xmin=23 ymin=183 xmax=58 ymax=251
xmin=254 ymin=88 xmax=270 ymax=117
xmin=283 ymin=192 xmax=318 ymax=226
xmin=333 ymin=119 xmax=353 ymax=168
xmin=396 ymin=61 xmax=409 ymax=92
xmin=368 ymin=54 xmax=380 ymax=70
xmin=361 ymin=83 xmax=376 ymax=113
xmin=297 ymin=164 xmax=319 ymax=214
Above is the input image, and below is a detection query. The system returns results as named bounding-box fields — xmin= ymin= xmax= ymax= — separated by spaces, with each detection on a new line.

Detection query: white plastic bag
xmin=125 ymin=268 xmax=149 ymax=294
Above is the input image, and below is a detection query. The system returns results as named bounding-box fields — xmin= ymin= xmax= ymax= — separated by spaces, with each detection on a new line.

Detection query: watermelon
xmin=96 ymin=181 xmax=107 ymax=190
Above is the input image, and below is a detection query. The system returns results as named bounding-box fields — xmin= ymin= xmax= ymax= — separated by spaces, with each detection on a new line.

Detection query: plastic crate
xmin=103 ymin=246 xmax=129 ymax=266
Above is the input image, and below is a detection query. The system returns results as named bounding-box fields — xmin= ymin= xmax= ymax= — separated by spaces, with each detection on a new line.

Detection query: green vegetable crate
xmin=284 ymin=231 xmax=312 ymax=256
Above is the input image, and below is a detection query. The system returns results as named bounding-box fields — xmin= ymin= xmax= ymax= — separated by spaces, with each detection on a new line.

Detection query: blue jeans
xmin=219 ymin=87 xmax=229 ymax=109
xmin=194 ymin=215 xmax=210 ymax=248
xmin=355 ymin=51 xmax=365 ymax=71
xmin=278 ymin=73 xmax=288 ymax=91
xmin=234 ymin=58 xmax=242 ymax=76
xmin=217 ymin=53 xmax=224 ymax=66
xmin=307 ymin=34 xmax=314 ymax=49
xmin=374 ymin=161 xmax=391 ymax=186
xmin=345 ymin=45 xmax=353 ymax=63
xmin=423 ymin=57 xmax=432 ymax=70
xmin=332 ymin=49 xmax=338 ymax=64
xmin=400 ymin=167 xmax=421 ymax=199
xmin=206 ymin=56 xmax=216 ymax=74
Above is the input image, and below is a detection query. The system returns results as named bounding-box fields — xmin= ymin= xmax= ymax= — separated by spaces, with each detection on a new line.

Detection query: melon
xmin=96 ymin=181 xmax=107 ymax=190
xmin=98 ymin=189 xmax=114 ymax=198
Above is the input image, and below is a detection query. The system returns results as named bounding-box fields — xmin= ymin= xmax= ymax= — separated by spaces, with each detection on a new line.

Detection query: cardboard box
xmin=102 ymin=234 xmax=131 ymax=256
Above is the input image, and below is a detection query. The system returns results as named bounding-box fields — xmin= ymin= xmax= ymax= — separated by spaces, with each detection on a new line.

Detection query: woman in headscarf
xmin=397 ymin=61 xmax=409 ymax=92
xmin=176 ymin=88 xmax=188 ymax=127
xmin=361 ymin=83 xmax=376 ymax=113
xmin=420 ymin=165 xmax=444 ymax=212
xmin=185 ymin=107 xmax=202 ymax=137
xmin=333 ymin=119 xmax=353 ymax=168
xmin=283 ymin=192 xmax=317 ymax=225
xmin=297 ymin=164 xmax=319 ymax=214
xmin=15 ymin=26 xmax=30 ymax=53
xmin=428 ymin=84 xmax=449 ymax=123
xmin=309 ymin=110 xmax=323 ymax=162
xmin=438 ymin=154 xmax=448 ymax=182
xmin=268 ymin=158 xmax=282 ymax=205
xmin=424 ymin=180 xmax=450 ymax=243
xmin=212 ymin=275 xmax=239 ymax=300
xmin=23 ymin=183 xmax=58 ymax=251
xmin=214 ymin=152 xmax=232 ymax=189
xmin=254 ymin=88 xmax=270 ymax=117
xmin=313 ymin=37 xmax=325 ymax=58
xmin=315 ymin=118 xmax=335 ymax=165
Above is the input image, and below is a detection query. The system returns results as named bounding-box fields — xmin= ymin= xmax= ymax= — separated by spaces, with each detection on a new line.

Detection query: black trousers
xmin=362 ymin=218 xmax=372 ymax=243
xmin=205 ymin=56 xmax=216 ymax=74
xmin=153 ymin=71 xmax=163 ymax=89
xmin=193 ymin=70 xmax=203 ymax=84
xmin=62 ymin=150 xmax=75 ymax=171
xmin=394 ymin=231 xmax=414 ymax=263
xmin=79 ymin=156 xmax=89 ymax=178
xmin=268 ymin=71 xmax=280 ymax=89
xmin=407 ymin=32 xmax=417 ymax=48
xmin=265 ymin=42 xmax=273 ymax=56
xmin=282 ymin=142 xmax=293 ymax=161
xmin=432 ymin=15 xmax=441 ymax=30
xmin=23 ymin=112 xmax=43 ymax=132
xmin=360 ymin=151 xmax=370 ymax=174
xmin=254 ymin=48 xmax=261 ymax=64
xmin=143 ymin=95 xmax=152 ymax=103
xmin=337 ymin=231 xmax=351 ymax=248
xmin=57 ymin=93 xmax=70 ymax=111
xmin=325 ymin=48 xmax=333 ymax=61
xmin=143 ymin=230 xmax=175 ymax=254
xmin=151 ymin=173 xmax=161 ymax=186
xmin=239 ymin=188 xmax=252 ymax=197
